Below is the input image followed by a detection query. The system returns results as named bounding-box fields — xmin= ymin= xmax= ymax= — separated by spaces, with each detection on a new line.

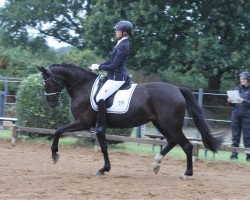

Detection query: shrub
xmin=15 ymin=73 xmax=71 ymax=129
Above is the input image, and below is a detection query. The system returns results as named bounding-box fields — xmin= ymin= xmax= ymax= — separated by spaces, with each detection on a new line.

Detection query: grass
xmin=0 ymin=129 xmax=12 ymax=139
xmin=1 ymin=129 xmax=249 ymax=166
xmin=0 ymin=129 xmax=78 ymax=146
xmin=110 ymin=142 xmax=250 ymax=166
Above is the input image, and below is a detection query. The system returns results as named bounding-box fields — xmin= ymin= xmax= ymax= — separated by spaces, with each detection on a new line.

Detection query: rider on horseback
xmin=89 ymin=20 xmax=133 ymax=134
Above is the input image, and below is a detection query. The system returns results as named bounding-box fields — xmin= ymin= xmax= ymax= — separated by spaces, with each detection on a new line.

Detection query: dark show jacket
xmin=230 ymin=84 xmax=250 ymax=117
xmin=99 ymin=39 xmax=129 ymax=81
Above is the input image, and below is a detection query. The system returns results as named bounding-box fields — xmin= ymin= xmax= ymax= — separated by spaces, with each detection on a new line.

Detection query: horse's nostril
xmin=49 ymin=102 xmax=57 ymax=108
xmin=51 ymin=104 xmax=57 ymax=108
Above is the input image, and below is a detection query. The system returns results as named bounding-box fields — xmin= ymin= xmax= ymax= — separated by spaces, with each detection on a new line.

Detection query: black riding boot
xmin=94 ymin=99 xmax=107 ymax=134
xmin=230 ymin=151 xmax=238 ymax=160
xmin=246 ymin=154 xmax=250 ymax=162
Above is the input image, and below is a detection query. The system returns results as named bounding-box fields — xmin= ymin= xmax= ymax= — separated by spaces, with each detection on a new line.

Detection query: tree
xmin=1 ymin=0 xmax=250 ymax=89
xmin=84 ymin=0 xmax=171 ymax=74
xmin=85 ymin=0 xmax=250 ymax=89
xmin=61 ymin=49 xmax=103 ymax=68
xmin=0 ymin=0 xmax=89 ymax=48
xmin=167 ymin=0 xmax=250 ymax=90
xmin=0 ymin=17 xmax=52 ymax=53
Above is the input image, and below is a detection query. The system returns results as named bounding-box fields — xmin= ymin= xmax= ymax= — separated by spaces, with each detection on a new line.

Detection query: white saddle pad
xmin=90 ymin=76 xmax=137 ymax=114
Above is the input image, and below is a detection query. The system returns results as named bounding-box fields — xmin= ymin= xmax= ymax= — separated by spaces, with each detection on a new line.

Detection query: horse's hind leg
xmin=152 ymin=122 xmax=177 ymax=174
xmin=179 ymin=138 xmax=193 ymax=176
xmin=169 ymin=128 xmax=193 ymax=176
xmin=153 ymin=137 xmax=177 ymax=174
xmin=153 ymin=122 xmax=193 ymax=176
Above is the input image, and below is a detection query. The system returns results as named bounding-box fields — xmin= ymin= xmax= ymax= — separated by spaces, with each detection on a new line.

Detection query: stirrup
xmin=91 ymin=125 xmax=106 ymax=134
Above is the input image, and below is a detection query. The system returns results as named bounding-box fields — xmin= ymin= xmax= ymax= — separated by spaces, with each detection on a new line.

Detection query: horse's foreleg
xmin=51 ymin=128 xmax=61 ymax=164
xmin=96 ymin=133 xmax=110 ymax=175
xmin=51 ymin=121 xmax=83 ymax=164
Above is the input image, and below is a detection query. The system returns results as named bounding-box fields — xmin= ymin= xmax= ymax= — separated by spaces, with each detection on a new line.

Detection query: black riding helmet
xmin=114 ymin=20 xmax=133 ymax=36
xmin=239 ymin=71 xmax=250 ymax=80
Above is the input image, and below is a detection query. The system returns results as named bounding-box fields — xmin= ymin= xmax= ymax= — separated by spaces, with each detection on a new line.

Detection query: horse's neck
xmin=55 ymin=68 xmax=95 ymax=97
xmin=51 ymin=65 xmax=98 ymax=98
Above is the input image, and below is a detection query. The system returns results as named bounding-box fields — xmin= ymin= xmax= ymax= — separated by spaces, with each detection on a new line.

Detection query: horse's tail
xmin=180 ymin=87 xmax=223 ymax=153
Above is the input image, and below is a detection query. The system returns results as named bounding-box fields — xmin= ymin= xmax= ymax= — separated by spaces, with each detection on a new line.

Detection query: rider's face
xmin=115 ymin=30 xmax=122 ymax=39
xmin=240 ymin=77 xmax=249 ymax=86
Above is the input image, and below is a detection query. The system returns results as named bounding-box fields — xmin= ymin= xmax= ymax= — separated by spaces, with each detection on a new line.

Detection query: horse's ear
xmin=37 ymin=66 xmax=48 ymax=75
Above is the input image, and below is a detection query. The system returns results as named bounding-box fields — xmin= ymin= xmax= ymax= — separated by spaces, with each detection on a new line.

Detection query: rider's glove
xmin=89 ymin=64 xmax=100 ymax=71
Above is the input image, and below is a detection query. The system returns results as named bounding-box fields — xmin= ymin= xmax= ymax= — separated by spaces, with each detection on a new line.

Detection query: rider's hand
xmin=237 ymin=97 xmax=244 ymax=103
xmin=227 ymin=97 xmax=232 ymax=103
xmin=89 ymin=64 xmax=100 ymax=71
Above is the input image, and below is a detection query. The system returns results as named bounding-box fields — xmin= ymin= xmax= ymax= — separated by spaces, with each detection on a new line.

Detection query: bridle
xmin=43 ymin=76 xmax=63 ymax=102
xmin=42 ymin=69 xmax=90 ymax=102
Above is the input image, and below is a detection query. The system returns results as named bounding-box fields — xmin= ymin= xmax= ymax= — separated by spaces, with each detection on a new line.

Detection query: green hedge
xmin=15 ymin=73 xmax=71 ymax=128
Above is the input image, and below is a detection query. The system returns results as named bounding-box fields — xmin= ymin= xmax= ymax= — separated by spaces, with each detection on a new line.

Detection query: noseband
xmin=43 ymin=76 xmax=63 ymax=102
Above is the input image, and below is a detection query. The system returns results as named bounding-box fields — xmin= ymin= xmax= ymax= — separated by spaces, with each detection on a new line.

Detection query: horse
xmin=38 ymin=63 xmax=223 ymax=176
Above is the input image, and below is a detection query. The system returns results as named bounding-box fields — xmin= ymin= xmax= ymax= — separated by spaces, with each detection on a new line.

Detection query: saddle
xmin=94 ymin=76 xmax=133 ymax=108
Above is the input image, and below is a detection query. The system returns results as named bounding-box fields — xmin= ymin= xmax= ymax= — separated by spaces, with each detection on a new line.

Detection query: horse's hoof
xmin=184 ymin=169 xmax=193 ymax=176
xmin=96 ymin=171 xmax=105 ymax=176
xmin=152 ymin=161 xmax=160 ymax=174
xmin=52 ymin=153 xmax=60 ymax=164
xmin=179 ymin=175 xmax=187 ymax=181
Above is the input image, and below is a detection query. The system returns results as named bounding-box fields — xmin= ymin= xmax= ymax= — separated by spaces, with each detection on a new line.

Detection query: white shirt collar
xmin=115 ymin=36 xmax=128 ymax=47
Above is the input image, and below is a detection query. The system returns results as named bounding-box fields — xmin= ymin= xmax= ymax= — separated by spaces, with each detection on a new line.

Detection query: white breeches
xmin=96 ymin=79 xmax=125 ymax=102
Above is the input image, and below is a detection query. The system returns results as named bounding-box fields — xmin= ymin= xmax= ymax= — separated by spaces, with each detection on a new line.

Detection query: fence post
xmin=3 ymin=77 xmax=8 ymax=115
xmin=196 ymin=88 xmax=204 ymax=138
xmin=94 ymin=135 xmax=100 ymax=152
xmin=136 ymin=126 xmax=142 ymax=138
xmin=184 ymin=111 xmax=188 ymax=127
xmin=11 ymin=125 xmax=18 ymax=146
xmin=0 ymin=91 xmax=6 ymax=126
xmin=197 ymin=88 xmax=203 ymax=107
xmin=192 ymin=142 xmax=199 ymax=161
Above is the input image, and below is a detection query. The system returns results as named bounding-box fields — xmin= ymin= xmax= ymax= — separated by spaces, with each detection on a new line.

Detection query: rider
xmin=89 ymin=20 xmax=133 ymax=134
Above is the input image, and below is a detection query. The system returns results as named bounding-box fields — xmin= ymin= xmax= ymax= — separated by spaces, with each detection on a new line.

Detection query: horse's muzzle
xmin=48 ymin=101 xmax=58 ymax=108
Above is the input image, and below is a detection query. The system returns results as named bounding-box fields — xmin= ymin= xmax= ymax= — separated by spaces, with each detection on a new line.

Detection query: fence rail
xmin=6 ymin=126 xmax=250 ymax=159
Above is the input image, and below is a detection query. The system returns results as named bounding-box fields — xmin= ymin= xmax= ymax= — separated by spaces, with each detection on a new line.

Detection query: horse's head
xmin=37 ymin=66 xmax=64 ymax=108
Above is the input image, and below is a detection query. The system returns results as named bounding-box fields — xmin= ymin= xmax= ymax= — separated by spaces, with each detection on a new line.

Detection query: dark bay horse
xmin=38 ymin=63 xmax=223 ymax=176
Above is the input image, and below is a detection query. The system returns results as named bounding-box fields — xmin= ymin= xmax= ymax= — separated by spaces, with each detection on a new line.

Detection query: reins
xmin=65 ymin=73 xmax=89 ymax=93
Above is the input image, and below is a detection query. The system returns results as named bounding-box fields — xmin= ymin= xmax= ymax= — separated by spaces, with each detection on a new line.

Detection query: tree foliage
xmin=0 ymin=45 xmax=58 ymax=77
xmin=61 ymin=49 xmax=103 ymax=68
xmin=1 ymin=0 xmax=250 ymax=89
xmin=0 ymin=40 xmax=59 ymax=95
xmin=0 ymin=0 xmax=89 ymax=48
xmin=85 ymin=0 xmax=250 ymax=89
xmin=167 ymin=0 xmax=250 ymax=90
